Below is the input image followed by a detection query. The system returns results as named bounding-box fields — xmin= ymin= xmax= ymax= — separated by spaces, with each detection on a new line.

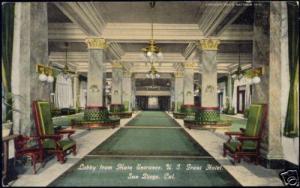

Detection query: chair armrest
xmin=237 ymin=136 xmax=260 ymax=141
xmin=57 ymin=129 xmax=75 ymax=134
xmin=57 ymin=129 xmax=76 ymax=139
xmin=40 ymin=135 xmax=62 ymax=141
xmin=225 ymin=132 xmax=243 ymax=136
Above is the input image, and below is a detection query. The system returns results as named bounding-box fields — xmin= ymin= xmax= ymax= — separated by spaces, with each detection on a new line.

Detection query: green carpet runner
xmin=50 ymin=111 xmax=240 ymax=187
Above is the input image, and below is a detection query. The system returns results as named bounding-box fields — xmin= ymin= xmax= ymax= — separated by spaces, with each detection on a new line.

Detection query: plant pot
xmin=2 ymin=121 xmax=13 ymax=137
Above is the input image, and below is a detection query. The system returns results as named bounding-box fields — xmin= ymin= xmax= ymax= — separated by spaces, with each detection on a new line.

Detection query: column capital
xmin=123 ymin=70 xmax=132 ymax=78
xmin=198 ymin=39 xmax=220 ymax=51
xmin=174 ymin=71 xmax=184 ymax=78
xmin=184 ymin=61 xmax=197 ymax=69
xmin=85 ymin=38 xmax=107 ymax=49
xmin=112 ymin=61 xmax=123 ymax=69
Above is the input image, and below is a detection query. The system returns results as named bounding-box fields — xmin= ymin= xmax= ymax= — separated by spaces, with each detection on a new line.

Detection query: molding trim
xmin=184 ymin=61 xmax=197 ymax=69
xmin=48 ymin=23 xmax=253 ymax=42
xmin=54 ymin=2 xmax=106 ymax=36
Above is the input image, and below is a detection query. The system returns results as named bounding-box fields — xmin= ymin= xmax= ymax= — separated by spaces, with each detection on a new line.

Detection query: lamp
xmin=38 ymin=67 xmax=48 ymax=82
xmin=146 ymin=63 xmax=160 ymax=79
xmin=234 ymin=43 xmax=244 ymax=80
xmin=141 ymin=1 xmax=163 ymax=62
xmin=47 ymin=69 xmax=54 ymax=83
xmin=37 ymin=64 xmax=54 ymax=83
xmin=62 ymin=42 xmax=72 ymax=79
xmin=244 ymin=67 xmax=263 ymax=84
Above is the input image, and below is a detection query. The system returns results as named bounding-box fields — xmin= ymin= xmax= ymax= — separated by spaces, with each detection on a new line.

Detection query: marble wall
xmin=86 ymin=49 xmax=105 ymax=106
xmin=201 ymin=50 xmax=218 ymax=107
xmin=174 ymin=74 xmax=184 ymax=111
xmin=252 ymin=2 xmax=299 ymax=166
xmin=183 ymin=66 xmax=194 ymax=105
xmin=122 ymin=72 xmax=132 ymax=111
xmin=11 ymin=3 xmax=50 ymax=135
xmin=111 ymin=65 xmax=123 ymax=104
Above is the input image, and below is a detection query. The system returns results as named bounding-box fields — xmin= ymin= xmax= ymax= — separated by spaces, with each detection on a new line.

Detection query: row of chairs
xmin=14 ymin=101 xmax=77 ymax=174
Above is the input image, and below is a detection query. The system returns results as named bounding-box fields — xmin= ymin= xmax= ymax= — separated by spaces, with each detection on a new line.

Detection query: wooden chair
xmin=14 ymin=135 xmax=45 ymax=174
xmin=32 ymin=101 xmax=77 ymax=164
xmin=223 ymin=103 xmax=268 ymax=165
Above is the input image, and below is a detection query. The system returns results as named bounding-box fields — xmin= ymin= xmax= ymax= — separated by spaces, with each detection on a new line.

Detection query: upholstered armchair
xmin=14 ymin=135 xmax=44 ymax=174
xmin=32 ymin=101 xmax=77 ymax=164
xmin=223 ymin=104 xmax=268 ymax=164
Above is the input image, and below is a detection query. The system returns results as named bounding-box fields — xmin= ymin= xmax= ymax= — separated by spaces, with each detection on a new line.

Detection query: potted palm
xmin=2 ymin=92 xmax=23 ymax=137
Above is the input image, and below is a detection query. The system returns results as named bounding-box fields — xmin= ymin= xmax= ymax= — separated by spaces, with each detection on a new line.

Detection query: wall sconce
xmin=114 ymin=90 xmax=119 ymax=95
xmin=245 ymin=67 xmax=264 ymax=84
xmin=205 ymin=85 xmax=214 ymax=93
xmin=89 ymin=85 xmax=100 ymax=92
xmin=36 ymin=64 xmax=54 ymax=83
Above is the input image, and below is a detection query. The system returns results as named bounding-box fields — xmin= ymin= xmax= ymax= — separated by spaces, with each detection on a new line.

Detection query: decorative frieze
xmin=184 ymin=61 xmax=197 ymax=69
xmin=85 ymin=38 xmax=106 ymax=49
xmin=198 ymin=39 xmax=220 ymax=51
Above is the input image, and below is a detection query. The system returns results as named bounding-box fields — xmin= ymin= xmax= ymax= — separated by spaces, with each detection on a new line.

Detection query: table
xmin=2 ymin=134 xmax=18 ymax=186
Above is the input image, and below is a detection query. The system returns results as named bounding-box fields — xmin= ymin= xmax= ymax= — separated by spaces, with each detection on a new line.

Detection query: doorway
xmin=237 ymin=86 xmax=246 ymax=113
xmin=218 ymin=92 xmax=223 ymax=110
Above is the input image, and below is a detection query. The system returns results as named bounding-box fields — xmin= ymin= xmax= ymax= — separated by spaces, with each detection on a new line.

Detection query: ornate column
xmin=73 ymin=74 xmax=80 ymax=108
xmin=122 ymin=70 xmax=132 ymax=111
xmin=198 ymin=39 xmax=220 ymax=107
xmin=131 ymin=75 xmax=136 ymax=110
xmin=111 ymin=61 xmax=123 ymax=104
xmin=252 ymin=2 xmax=286 ymax=168
xmin=174 ymin=71 xmax=184 ymax=111
xmin=85 ymin=38 xmax=106 ymax=106
xmin=11 ymin=3 xmax=50 ymax=135
xmin=227 ymin=73 xmax=233 ymax=109
xmin=183 ymin=62 xmax=195 ymax=105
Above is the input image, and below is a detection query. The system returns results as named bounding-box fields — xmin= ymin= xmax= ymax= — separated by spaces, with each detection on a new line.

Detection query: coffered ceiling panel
xmin=47 ymin=3 xmax=72 ymax=23
xmin=94 ymin=2 xmax=205 ymax=24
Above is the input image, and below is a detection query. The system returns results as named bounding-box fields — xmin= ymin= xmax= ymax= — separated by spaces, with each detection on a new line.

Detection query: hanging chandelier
xmin=146 ymin=63 xmax=160 ymax=79
xmin=233 ymin=43 xmax=244 ymax=80
xmin=141 ymin=1 xmax=163 ymax=62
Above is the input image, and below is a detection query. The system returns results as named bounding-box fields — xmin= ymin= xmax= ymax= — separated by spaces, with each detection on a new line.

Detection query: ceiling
xmin=48 ymin=3 xmax=71 ymax=23
xmin=94 ymin=2 xmax=205 ymax=24
xmin=47 ymin=2 xmax=254 ymax=74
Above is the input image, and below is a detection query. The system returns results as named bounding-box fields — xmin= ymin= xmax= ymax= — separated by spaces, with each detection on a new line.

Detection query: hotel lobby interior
xmin=1 ymin=1 xmax=299 ymax=187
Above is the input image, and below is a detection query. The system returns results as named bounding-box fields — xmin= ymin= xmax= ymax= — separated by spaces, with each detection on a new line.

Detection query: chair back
xmin=32 ymin=101 xmax=55 ymax=136
xmin=244 ymin=104 xmax=267 ymax=137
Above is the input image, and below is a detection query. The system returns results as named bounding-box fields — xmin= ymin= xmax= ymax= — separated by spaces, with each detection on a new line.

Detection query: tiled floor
xmin=10 ymin=111 xmax=284 ymax=187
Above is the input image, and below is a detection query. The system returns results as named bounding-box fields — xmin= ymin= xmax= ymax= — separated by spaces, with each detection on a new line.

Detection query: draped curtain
xmin=79 ymin=80 xmax=87 ymax=108
xmin=284 ymin=2 xmax=299 ymax=137
xmin=2 ymin=3 xmax=15 ymax=121
xmin=54 ymin=74 xmax=73 ymax=108
xmin=232 ymin=77 xmax=252 ymax=114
